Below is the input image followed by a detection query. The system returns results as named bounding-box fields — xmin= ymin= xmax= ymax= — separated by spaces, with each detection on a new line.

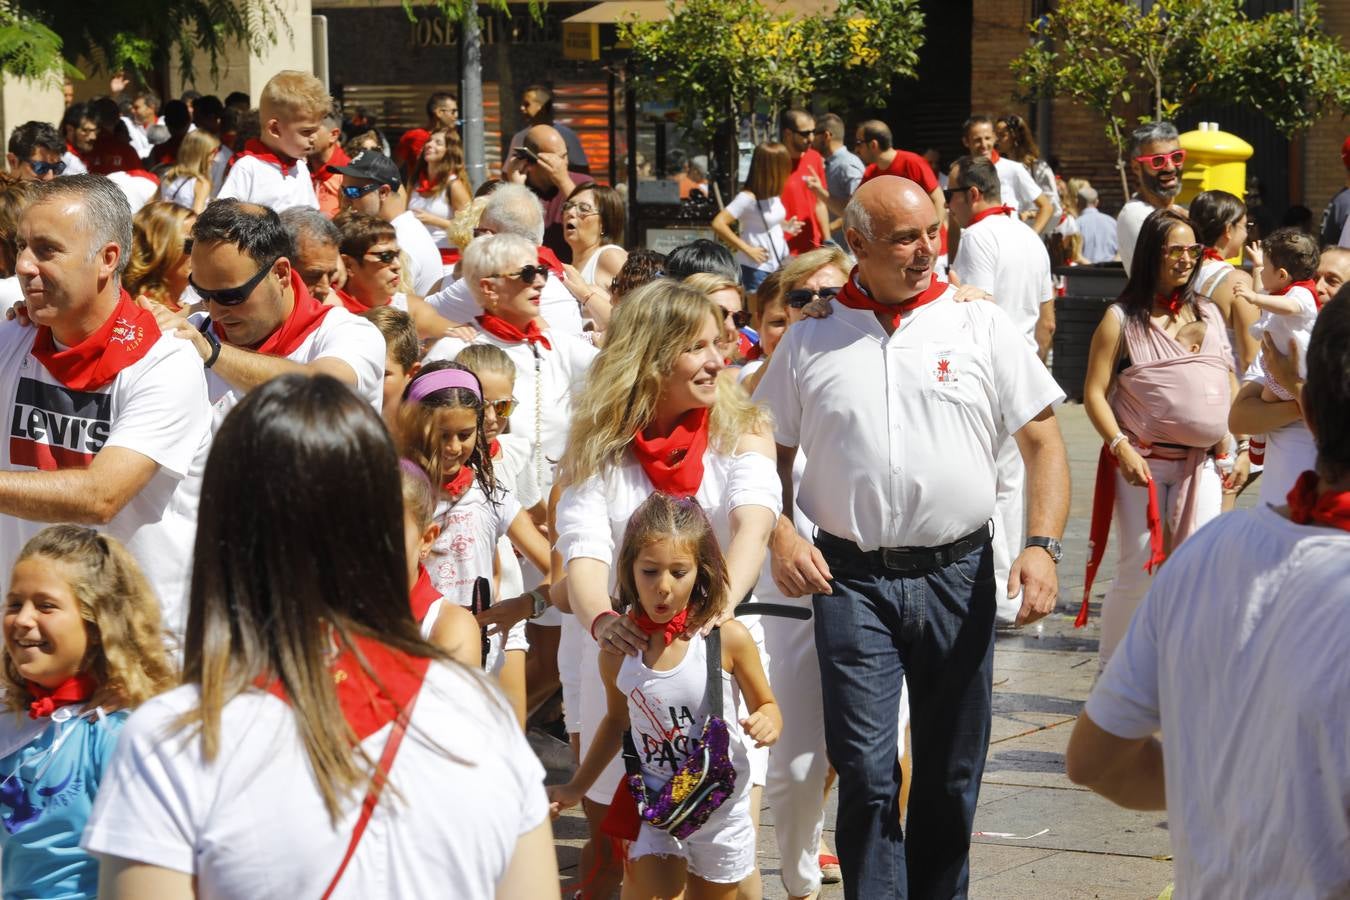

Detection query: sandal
xmin=819 ymin=853 xmax=842 ymax=885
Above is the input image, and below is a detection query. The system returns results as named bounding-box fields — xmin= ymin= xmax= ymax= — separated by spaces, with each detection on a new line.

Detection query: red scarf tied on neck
xmin=238 ymin=138 xmax=299 ymax=176
xmin=1276 ymin=279 xmax=1322 ymax=309
xmin=32 ymin=289 xmax=161 ymax=391
xmin=633 ymin=408 xmax=710 ymax=497
xmin=443 ymin=464 xmax=475 ymax=501
xmin=1156 ymin=287 xmax=1187 ymax=317
xmin=216 ymin=269 xmax=332 ymax=356
xmin=631 ymin=607 xmax=690 ymax=646
xmin=1286 ymin=471 xmax=1350 ymax=532
xmin=967 ymin=205 xmax=1016 ymax=228
xmin=1202 ymin=247 xmax=1226 ymax=263
xmin=27 ymin=673 xmax=98 ymax=720
xmin=409 ymin=566 xmax=442 ymax=623
xmin=475 ymin=314 xmax=552 ymax=351
xmin=834 ymin=267 xmax=949 ymax=330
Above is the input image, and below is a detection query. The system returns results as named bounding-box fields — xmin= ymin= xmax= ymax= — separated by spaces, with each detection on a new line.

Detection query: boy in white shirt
xmin=1233 ymin=227 xmax=1321 ymax=402
xmin=217 ymin=71 xmax=326 ymax=212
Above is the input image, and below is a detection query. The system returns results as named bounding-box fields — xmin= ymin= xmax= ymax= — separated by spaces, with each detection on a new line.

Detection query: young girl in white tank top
xmin=549 ymin=492 xmax=781 ymax=895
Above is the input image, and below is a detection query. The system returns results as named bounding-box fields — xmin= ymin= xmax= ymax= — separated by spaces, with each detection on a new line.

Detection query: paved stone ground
xmin=540 ymin=403 xmax=1250 ymax=899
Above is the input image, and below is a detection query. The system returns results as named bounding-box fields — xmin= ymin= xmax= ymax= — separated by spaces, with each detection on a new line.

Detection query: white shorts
xmin=628 ymin=802 xmax=757 ymax=884
xmin=558 ymin=613 xmax=585 ymax=735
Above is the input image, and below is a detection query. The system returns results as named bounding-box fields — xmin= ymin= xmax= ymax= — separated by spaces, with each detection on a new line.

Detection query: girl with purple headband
xmin=395 ymin=361 xmax=552 ymax=726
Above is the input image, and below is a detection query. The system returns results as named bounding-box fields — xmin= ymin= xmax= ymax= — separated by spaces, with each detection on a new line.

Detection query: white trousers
xmin=991 ymin=434 xmax=1026 ymax=625
xmin=1099 ymin=456 xmax=1222 ymax=666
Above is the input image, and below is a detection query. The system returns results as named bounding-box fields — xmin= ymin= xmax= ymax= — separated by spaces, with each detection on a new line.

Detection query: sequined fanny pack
xmin=619 ymin=627 xmax=737 ymax=840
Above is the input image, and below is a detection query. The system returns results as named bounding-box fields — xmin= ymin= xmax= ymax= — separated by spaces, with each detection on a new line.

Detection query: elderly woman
xmin=1081 ymin=209 xmax=1241 ymax=667
xmin=555 ymin=280 xmax=781 ymax=897
xmin=559 ymin=183 xmax=627 ymax=334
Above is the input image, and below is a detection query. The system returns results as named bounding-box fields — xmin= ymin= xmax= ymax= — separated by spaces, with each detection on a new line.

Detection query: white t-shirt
xmin=82 ymin=664 xmax=550 ymax=899
xmin=425 ymin=330 xmax=597 ymax=504
xmin=1241 ymin=357 xmax=1317 ymax=507
xmin=61 ymin=150 xmax=87 ymax=177
xmin=407 ymin=188 xmax=453 ymax=248
xmin=1250 ymin=284 xmax=1317 ymax=381
xmin=391 ymin=210 xmax=445 ymax=296
xmin=755 ymin=285 xmax=1064 ymax=549
xmin=1086 ymin=505 xmax=1350 ymax=898
xmin=993 ymin=156 xmax=1047 ymax=216
xmin=1116 ymin=198 xmax=1162 ymax=272
xmin=202 ymin=306 xmax=386 ymax=427
xmin=217 ymin=154 xmax=319 ymax=212
xmin=160 ymin=175 xmax=198 ymax=210
xmin=0 ymin=320 xmax=211 ymax=635
xmin=106 ymin=171 xmax=158 ymax=214
xmin=723 ymin=191 xmax=791 ymax=273
xmin=952 ymin=212 xmax=1054 ymax=349
xmin=424 ymin=274 xmax=584 ymax=336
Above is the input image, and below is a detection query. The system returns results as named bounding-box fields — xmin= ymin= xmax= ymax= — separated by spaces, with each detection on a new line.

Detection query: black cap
xmin=328 ymin=150 xmax=401 ymax=189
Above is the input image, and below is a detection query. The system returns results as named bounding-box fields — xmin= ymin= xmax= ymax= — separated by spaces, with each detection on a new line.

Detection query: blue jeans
xmin=740 ymin=264 xmax=771 ymax=291
xmin=813 ymin=538 xmax=996 ymax=900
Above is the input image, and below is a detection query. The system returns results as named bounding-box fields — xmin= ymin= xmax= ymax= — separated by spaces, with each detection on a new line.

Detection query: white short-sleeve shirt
xmin=82 ymin=664 xmax=550 ymax=899
xmin=1116 ymin=198 xmax=1159 ymax=272
xmin=217 ymin=155 xmax=319 ymax=212
xmin=391 ymin=210 xmax=445 ymax=296
xmin=424 ymin=273 xmax=585 ymax=337
xmin=952 ymin=212 xmax=1054 ymax=349
xmin=723 ymin=191 xmax=791 ymax=273
xmin=755 ymin=286 xmax=1064 ymax=549
xmin=203 ymin=307 xmax=386 ymax=427
xmin=1085 ymin=506 xmax=1350 ymax=898
xmin=0 ymin=322 xmax=211 ymax=635
xmin=994 ymin=157 xmax=1047 ymax=214
xmin=1241 ymin=357 xmax=1317 ymax=507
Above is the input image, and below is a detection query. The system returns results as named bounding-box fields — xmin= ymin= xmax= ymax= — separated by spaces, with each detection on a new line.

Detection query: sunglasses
xmin=1163 ymin=243 xmax=1203 ymax=262
xmin=942 ymin=185 xmax=969 ymax=203
xmin=1134 ymin=149 xmax=1186 ymax=171
xmin=365 ymin=250 xmax=399 ymax=264
xmin=788 ymin=128 xmax=814 ymax=138
xmin=28 ymin=160 xmax=67 ymax=177
xmin=720 ymin=306 xmax=751 ymax=328
xmin=784 ymin=286 xmax=840 ymax=308
xmin=492 ymin=264 xmax=549 ymax=283
xmin=487 ymin=397 xmax=518 ymax=418
xmin=341 ymin=183 xmax=382 ymax=200
xmin=188 ymin=255 xmax=280 ymax=306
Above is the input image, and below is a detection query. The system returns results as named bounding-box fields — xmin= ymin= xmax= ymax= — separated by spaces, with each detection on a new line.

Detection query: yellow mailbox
xmin=1178 ymin=122 xmax=1253 ymax=207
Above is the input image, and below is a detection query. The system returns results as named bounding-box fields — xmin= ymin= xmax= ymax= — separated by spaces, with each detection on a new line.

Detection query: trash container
xmin=1052 ymin=264 xmax=1128 ymax=402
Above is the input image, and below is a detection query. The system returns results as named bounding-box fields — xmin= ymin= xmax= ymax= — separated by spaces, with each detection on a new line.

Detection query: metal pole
xmin=461 ymin=3 xmax=487 ymax=190
xmin=607 ymin=66 xmax=618 ymax=187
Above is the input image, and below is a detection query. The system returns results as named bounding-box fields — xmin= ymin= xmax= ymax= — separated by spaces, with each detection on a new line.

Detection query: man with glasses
xmin=502 ymin=125 xmax=591 ymax=263
xmin=59 ymin=104 xmax=97 ymax=176
xmin=947 ymin=155 xmax=1055 ymax=630
xmin=331 ymin=149 xmax=444 ymax=296
xmin=0 ymin=174 xmax=210 ymax=635
xmin=1117 ymin=120 xmax=1187 ymax=271
xmin=144 ymin=199 xmax=385 ymax=426
xmin=779 ymin=108 xmax=829 ymax=255
xmin=394 ymin=91 xmax=460 ymax=172
xmin=6 ymin=122 xmax=67 ymax=183
xmin=805 ymin=113 xmax=863 ymax=244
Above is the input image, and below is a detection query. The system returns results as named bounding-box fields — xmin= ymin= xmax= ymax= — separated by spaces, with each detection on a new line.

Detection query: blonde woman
xmin=555 ymin=279 xmax=781 ymax=896
xmin=158 ymin=129 xmax=220 ymax=213
xmin=124 ymin=202 xmax=196 ymax=312
xmin=684 ymin=271 xmax=751 ymax=362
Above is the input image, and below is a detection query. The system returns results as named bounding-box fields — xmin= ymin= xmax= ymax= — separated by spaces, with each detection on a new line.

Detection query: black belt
xmin=815 ymin=522 xmax=993 ymax=575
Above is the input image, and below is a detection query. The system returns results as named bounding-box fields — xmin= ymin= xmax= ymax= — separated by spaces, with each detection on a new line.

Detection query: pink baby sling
xmin=1077 ymin=301 xmax=1232 ymax=626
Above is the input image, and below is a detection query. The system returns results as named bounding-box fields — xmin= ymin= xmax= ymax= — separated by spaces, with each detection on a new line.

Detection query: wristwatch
xmin=527 ymin=589 xmax=549 ymax=620
xmin=197 ymin=317 xmax=221 ymax=369
xmin=1026 ymin=536 xmax=1063 ymax=564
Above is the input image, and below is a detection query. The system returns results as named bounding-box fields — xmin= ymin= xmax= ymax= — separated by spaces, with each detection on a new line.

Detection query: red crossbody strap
xmin=320 ymin=685 xmax=423 ymax=899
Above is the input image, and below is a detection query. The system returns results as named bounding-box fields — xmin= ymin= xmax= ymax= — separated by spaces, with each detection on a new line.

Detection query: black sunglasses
xmin=492 ymin=264 xmax=549 ymax=283
xmin=943 ymin=185 xmax=968 ymax=203
xmin=189 ymin=256 xmax=280 ymax=306
xmin=365 ymin=249 xmax=399 ymax=264
xmin=788 ymin=128 xmax=814 ymax=139
xmin=28 ymin=160 xmax=67 ymax=177
xmin=784 ymin=286 xmax=840 ymax=308
xmin=720 ymin=306 xmax=751 ymax=328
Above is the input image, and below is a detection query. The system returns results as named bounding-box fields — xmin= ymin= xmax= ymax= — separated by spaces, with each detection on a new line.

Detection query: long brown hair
xmin=1119 ymin=208 xmax=1201 ymax=325
xmin=410 ymin=129 xmax=468 ymax=197
xmin=4 ymin=525 xmax=176 ymax=716
xmin=615 ymin=493 xmax=728 ymax=634
xmin=180 ymin=375 xmax=450 ymax=822
xmin=745 ymin=142 xmax=791 ymax=201
xmin=124 ymin=201 xmax=194 ymax=308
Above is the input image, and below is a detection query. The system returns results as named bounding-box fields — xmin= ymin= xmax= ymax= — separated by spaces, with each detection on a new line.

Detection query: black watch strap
xmin=1026 ymin=536 xmax=1063 ymax=564
xmin=198 ymin=318 xmax=221 ymax=369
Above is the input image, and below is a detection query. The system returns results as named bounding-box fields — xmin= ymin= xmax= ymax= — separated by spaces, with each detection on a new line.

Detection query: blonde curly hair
xmin=3 ymin=526 xmax=176 ymax=717
xmin=558 ymin=279 xmax=771 ymax=487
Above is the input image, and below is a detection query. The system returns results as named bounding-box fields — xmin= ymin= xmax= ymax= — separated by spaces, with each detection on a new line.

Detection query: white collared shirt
xmin=953 ymin=212 xmax=1054 ymax=350
xmin=424 ymin=274 xmax=585 ymax=336
xmin=217 ymin=154 xmax=318 ymax=212
xmin=755 ymin=287 xmax=1063 ymax=550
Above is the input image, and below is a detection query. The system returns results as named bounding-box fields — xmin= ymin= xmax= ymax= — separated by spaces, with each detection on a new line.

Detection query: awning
xmin=563 ymin=0 xmax=838 ymax=24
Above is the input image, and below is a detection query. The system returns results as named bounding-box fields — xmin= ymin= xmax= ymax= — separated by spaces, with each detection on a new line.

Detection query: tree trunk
xmin=461 ymin=3 xmax=486 ymax=190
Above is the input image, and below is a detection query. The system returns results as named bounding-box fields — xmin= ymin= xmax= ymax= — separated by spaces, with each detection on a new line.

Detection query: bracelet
xmin=1236 ymin=439 xmax=1251 ymax=452
xmin=589 ymin=610 xmax=620 ymax=641
xmin=1108 ymin=432 xmax=1128 ymax=454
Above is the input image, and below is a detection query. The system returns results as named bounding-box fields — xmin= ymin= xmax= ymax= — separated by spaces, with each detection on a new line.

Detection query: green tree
xmin=1013 ymin=0 xmax=1350 ymax=195
xmin=0 ymin=1 xmax=74 ymax=85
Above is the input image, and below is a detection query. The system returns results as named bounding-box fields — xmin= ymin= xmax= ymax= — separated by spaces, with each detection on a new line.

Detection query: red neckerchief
xmin=632 ymin=408 xmax=709 ymax=497
xmin=27 ymin=673 xmax=99 ymax=720
xmin=1286 ymin=471 xmax=1350 ymax=532
xmin=743 ymin=342 xmax=763 ymax=363
xmin=334 ymin=287 xmax=381 ymax=315
xmin=536 ymin=246 xmax=565 ymax=279
xmin=989 ymin=149 xmax=1001 ymax=163
xmin=488 ymin=438 xmax=501 ymax=458
xmin=415 ymin=173 xmax=439 ymax=195
xmin=409 ymin=566 xmax=442 ymax=623
xmin=32 ymin=289 xmax=161 ymax=390
xmin=218 ymin=269 xmax=332 ymax=356
xmin=316 ymin=145 xmax=349 ymax=188
xmin=630 ymin=607 xmax=690 ymax=646
xmin=442 ymin=464 xmax=475 ymax=501
xmin=1077 ymin=445 xmax=1165 ymax=627
xmin=1276 ymin=279 xmax=1321 ymax=309
xmin=475 ymin=313 xmax=552 ymax=351
xmin=835 ymin=267 xmax=948 ymax=330
xmin=1202 ymin=248 xmax=1225 ymax=263
xmin=259 ymin=634 xmax=430 ymax=742
xmin=967 ymin=205 xmax=1015 ymax=227
xmin=1156 ymin=287 xmax=1186 ymax=317
xmin=239 ymin=138 xmax=299 ymax=176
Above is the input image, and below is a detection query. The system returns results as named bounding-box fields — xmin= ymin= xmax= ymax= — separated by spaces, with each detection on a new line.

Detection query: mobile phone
xmin=513 ymin=146 xmax=539 ymax=165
